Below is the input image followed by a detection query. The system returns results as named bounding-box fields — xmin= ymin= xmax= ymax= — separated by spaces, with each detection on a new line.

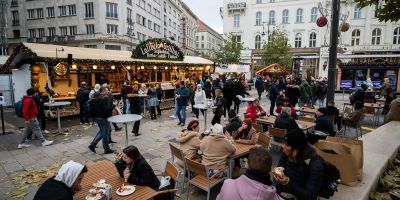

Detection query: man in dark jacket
xmin=77 ymin=82 xmax=91 ymax=124
xmin=34 ymin=160 xmax=88 ymax=200
xmin=352 ymin=84 xmax=367 ymax=104
xmin=128 ymin=84 xmax=142 ymax=136
xmin=175 ymin=81 xmax=189 ymax=126
xmin=269 ymin=79 xmax=280 ymax=116
xmin=274 ymin=108 xmax=299 ymax=131
xmin=285 ymin=84 xmax=301 ymax=107
xmin=222 ymin=79 xmax=234 ymax=119
xmin=326 ymin=100 xmax=342 ymax=131
xmin=315 ymin=107 xmax=335 ymax=136
xmin=224 ymin=110 xmax=243 ymax=134
xmin=121 ymin=81 xmax=132 ymax=114
xmin=255 ymin=76 xmax=264 ymax=100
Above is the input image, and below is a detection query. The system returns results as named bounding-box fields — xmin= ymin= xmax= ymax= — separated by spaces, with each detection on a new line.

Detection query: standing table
xmin=108 ymin=114 xmax=142 ymax=146
xmin=240 ymin=97 xmax=255 ymax=105
xmin=44 ymin=101 xmax=71 ymax=134
xmin=193 ymin=104 xmax=215 ymax=131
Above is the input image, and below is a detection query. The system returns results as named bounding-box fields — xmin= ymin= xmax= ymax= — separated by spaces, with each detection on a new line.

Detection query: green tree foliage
xmin=355 ymin=0 xmax=400 ymax=22
xmin=215 ymin=33 xmax=243 ymax=64
xmin=261 ymin=30 xmax=293 ymax=71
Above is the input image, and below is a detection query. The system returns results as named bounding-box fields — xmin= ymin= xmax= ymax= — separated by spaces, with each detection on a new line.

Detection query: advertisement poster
xmin=341 ymin=80 xmax=353 ymax=89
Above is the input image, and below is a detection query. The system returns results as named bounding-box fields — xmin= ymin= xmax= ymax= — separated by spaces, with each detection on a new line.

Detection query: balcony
xmin=352 ymin=44 xmax=400 ymax=52
xmin=12 ymin=21 xmax=19 ymax=26
xmin=58 ymin=36 xmax=66 ymax=42
xmin=10 ymin=0 xmax=18 ymax=7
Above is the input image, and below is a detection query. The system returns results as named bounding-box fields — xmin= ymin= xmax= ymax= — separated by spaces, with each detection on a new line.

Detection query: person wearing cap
xmin=175 ymin=120 xmax=202 ymax=168
xmin=33 ymin=160 xmax=88 ymax=200
xmin=273 ymin=128 xmax=324 ymax=200
xmin=175 ymin=81 xmax=189 ymax=126
xmin=193 ymin=84 xmax=206 ymax=119
xmin=315 ymin=107 xmax=335 ymax=136
xmin=200 ymin=124 xmax=236 ymax=174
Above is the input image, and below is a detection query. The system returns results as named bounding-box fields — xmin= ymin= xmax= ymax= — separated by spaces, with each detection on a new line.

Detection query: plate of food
xmin=116 ymin=184 xmax=135 ymax=196
xmin=273 ymin=167 xmax=285 ymax=178
xmin=85 ymin=189 xmax=106 ymax=200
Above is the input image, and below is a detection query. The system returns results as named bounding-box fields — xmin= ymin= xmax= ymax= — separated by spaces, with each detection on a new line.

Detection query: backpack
xmin=14 ymin=100 xmax=24 ymax=117
xmin=312 ymin=156 xmax=341 ymax=198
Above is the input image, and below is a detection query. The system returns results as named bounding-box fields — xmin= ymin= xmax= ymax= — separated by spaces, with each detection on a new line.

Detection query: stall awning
xmin=214 ymin=64 xmax=250 ymax=73
xmin=255 ymin=63 xmax=288 ymax=75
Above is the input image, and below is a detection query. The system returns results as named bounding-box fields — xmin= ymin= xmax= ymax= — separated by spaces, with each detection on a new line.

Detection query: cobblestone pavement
xmin=0 ymin=91 xmax=380 ymax=200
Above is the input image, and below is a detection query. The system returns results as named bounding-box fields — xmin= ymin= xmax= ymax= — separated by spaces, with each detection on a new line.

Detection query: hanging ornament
xmin=316 ymin=16 xmax=328 ymax=27
xmin=340 ymin=22 xmax=350 ymax=32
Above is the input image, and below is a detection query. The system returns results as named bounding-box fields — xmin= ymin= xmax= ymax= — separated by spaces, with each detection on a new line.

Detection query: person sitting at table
xmin=315 ymin=108 xmax=335 ymax=136
xmin=200 ymin=123 xmax=236 ymax=176
xmin=217 ymin=147 xmax=283 ymax=200
xmin=342 ymin=101 xmax=366 ymax=128
xmin=364 ymin=88 xmax=377 ymax=103
xmin=33 ymin=160 xmax=88 ymax=200
xmin=276 ymin=97 xmax=297 ymax=118
xmin=326 ymin=100 xmax=342 ymax=131
xmin=246 ymin=99 xmax=267 ymax=121
xmin=223 ymin=110 xmax=243 ymax=135
xmin=115 ymin=145 xmax=160 ymax=190
xmin=274 ymin=107 xmax=299 ymax=131
xmin=273 ymin=129 xmax=324 ymax=200
xmin=232 ymin=118 xmax=259 ymax=145
xmin=175 ymin=120 xmax=202 ymax=168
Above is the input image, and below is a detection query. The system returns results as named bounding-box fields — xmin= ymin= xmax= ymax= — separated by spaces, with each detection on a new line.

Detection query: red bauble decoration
xmin=317 ymin=16 xmax=328 ymax=27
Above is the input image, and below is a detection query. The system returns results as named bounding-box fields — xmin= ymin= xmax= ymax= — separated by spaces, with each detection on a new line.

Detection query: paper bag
xmin=314 ymin=140 xmax=359 ymax=186
xmin=326 ymin=136 xmax=363 ymax=181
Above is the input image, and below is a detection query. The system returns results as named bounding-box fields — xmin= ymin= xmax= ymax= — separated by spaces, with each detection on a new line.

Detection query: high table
xmin=255 ymin=115 xmax=316 ymax=131
xmin=108 ymin=114 xmax=142 ymax=146
xmin=44 ymin=101 xmax=71 ymax=134
xmin=193 ymin=104 xmax=215 ymax=131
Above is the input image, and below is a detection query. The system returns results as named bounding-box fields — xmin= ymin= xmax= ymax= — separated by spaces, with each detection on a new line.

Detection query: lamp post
xmin=261 ymin=21 xmax=273 ymax=41
xmin=326 ymin=0 xmax=340 ymax=104
xmin=127 ymin=20 xmax=135 ymax=50
xmin=55 ymin=47 xmax=64 ymax=58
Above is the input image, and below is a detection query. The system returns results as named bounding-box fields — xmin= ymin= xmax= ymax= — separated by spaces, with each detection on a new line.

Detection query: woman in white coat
xmin=193 ymin=84 xmax=206 ymax=119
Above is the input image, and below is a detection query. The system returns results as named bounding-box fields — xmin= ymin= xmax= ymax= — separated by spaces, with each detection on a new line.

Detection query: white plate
xmin=116 ymin=185 xmax=135 ymax=196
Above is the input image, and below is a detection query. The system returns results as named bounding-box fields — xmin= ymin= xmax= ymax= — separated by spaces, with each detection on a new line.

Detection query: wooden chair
xmin=298 ymin=116 xmax=315 ymax=123
xmin=268 ymin=127 xmax=287 ymax=147
xmin=258 ymin=132 xmax=271 ymax=149
xmin=185 ymin=158 xmax=225 ymax=200
xmin=343 ymin=114 xmax=365 ymax=139
xmin=169 ymin=143 xmax=187 ymax=191
xmin=155 ymin=161 xmax=180 ymax=199
xmin=343 ymin=103 xmax=353 ymax=113
xmin=253 ymin=123 xmax=263 ymax=133
xmin=364 ymin=105 xmax=376 ymax=125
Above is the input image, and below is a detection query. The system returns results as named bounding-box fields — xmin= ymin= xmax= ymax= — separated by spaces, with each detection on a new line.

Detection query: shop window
xmin=355 ymin=69 xmax=367 ymax=87
xmin=370 ymin=69 xmax=384 ymax=88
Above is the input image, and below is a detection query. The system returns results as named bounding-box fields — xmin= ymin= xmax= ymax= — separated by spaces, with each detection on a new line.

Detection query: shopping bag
xmin=326 ymin=136 xmax=363 ymax=181
xmin=314 ymin=140 xmax=359 ymax=186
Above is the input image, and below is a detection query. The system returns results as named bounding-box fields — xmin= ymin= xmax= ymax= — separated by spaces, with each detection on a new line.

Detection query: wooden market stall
xmin=255 ymin=63 xmax=289 ymax=77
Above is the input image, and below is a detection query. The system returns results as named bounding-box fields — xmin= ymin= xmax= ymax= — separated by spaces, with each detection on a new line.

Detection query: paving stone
xmin=2 ymin=163 xmax=23 ymax=173
xmin=142 ymin=152 xmax=157 ymax=160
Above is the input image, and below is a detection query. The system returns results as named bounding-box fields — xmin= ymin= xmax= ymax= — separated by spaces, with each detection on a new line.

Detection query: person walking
xmin=222 ymin=79 xmax=233 ymax=120
xmin=155 ymin=83 xmax=163 ymax=116
xmin=255 ymin=76 xmax=264 ymax=100
xmin=18 ymin=88 xmax=54 ymax=149
xmin=175 ymin=81 xmax=189 ymax=127
xmin=211 ymin=89 xmax=225 ymax=125
xmin=269 ymin=79 xmax=280 ymax=116
xmin=27 ymin=90 xmax=49 ymax=141
xmin=193 ymin=84 xmax=206 ymax=119
xmin=147 ymin=84 xmax=158 ymax=120
xmin=121 ymin=81 xmax=132 ymax=114
xmin=128 ymin=84 xmax=142 ymax=136
xmin=76 ymin=82 xmax=90 ymax=124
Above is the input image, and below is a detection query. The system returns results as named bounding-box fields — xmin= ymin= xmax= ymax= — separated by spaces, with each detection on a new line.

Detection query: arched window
xmin=255 ymin=35 xmax=262 ymax=49
xmin=295 ymin=33 xmax=302 ymax=47
xmin=256 ymin=11 xmax=262 ymax=26
xmin=310 ymin=7 xmax=318 ymax=22
xmin=282 ymin=9 xmax=289 ymax=24
xmin=372 ymin=28 xmax=381 ymax=45
xmin=269 ymin=10 xmax=275 ymax=24
xmin=352 ymin=29 xmax=361 ymax=46
xmin=256 ymin=0 xmax=262 ymax=4
xmin=309 ymin=32 xmax=316 ymax=47
xmin=296 ymin=8 xmax=303 ymax=23
xmin=393 ymin=27 xmax=400 ymax=44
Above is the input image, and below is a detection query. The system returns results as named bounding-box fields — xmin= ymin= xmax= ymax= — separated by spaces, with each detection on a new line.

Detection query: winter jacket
xmin=22 ymin=96 xmax=37 ymax=121
xmin=275 ymin=106 xmax=296 ymax=118
xmin=274 ymin=113 xmax=299 ymax=131
xmin=115 ymin=157 xmax=160 ymax=190
xmin=353 ymin=88 xmax=366 ymax=104
xmin=214 ymin=96 xmax=225 ymax=115
xmin=255 ymin=78 xmax=264 ymax=92
xmin=91 ymin=94 xmax=114 ymax=118
xmin=269 ymin=84 xmax=280 ymax=101
xmin=299 ymin=81 xmax=311 ymax=103
xmin=275 ymin=144 xmax=324 ymax=200
xmin=33 ymin=178 xmax=74 ymax=200
xmin=175 ymin=130 xmax=201 ymax=167
xmin=343 ymin=108 xmax=366 ymax=126
xmin=222 ymin=80 xmax=234 ymax=104
xmin=384 ymin=98 xmax=400 ymax=124
xmin=176 ymin=86 xmax=189 ymax=106
xmin=326 ymin=105 xmax=340 ymax=126
xmin=217 ymin=170 xmax=283 ymax=200
xmin=224 ymin=117 xmax=243 ymax=134
xmin=121 ymin=85 xmax=133 ymax=99
xmin=194 ymin=89 xmax=206 ymax=104
xmin=315 ymin=115 xmax=335 ymax=136
xmin=200 ymin=133 xmax=236 ymax=170
xmin=128 ymin=92 xmax=142 ymax=115
xmin=204 ymin=81 xmax=213 ymax=99
xmin=147 ymin=88 xmax=159 ymax=107
xmin=285 ymin=85 xmax=300 ymax=106
xmin=246 ymin=103 xmax=267 ymax=120
xmin=76 ymin=87 xmax=90 ymax=104
xmin=232 ymin=127 xmax=259 ymax=145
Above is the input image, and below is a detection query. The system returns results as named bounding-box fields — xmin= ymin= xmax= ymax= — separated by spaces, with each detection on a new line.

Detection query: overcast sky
xmin=183 ymin=0 xmax=223 ymax=34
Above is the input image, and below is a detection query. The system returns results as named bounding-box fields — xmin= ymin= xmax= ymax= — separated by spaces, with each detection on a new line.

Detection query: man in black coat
xmin=223 ymin=110 xmax=243 ymax=134
xmin=352 ymin=84 xmax=368 ymax=104
xmin=77 ymin=82 xmax=91 ymax=124
xmin=269 ymin=79 xmax=280 ymax=116
xmin=128 ymin=84 xmax=142 ymax=136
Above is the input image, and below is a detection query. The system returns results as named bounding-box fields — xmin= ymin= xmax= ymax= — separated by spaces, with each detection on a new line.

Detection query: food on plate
xmin=92 ymin=183 xmax=108 ymax=189
xmin=273 ymin=167 xmax=285 ymax=178
xmin=118 ymin=184 xmax=131 ymax=193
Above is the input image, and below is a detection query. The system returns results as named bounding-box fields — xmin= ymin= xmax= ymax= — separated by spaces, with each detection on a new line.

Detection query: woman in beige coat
xmin=175 ymin=120 xmax=202 ymax=168
xmin=232 ymin=118 xmax=259 ymax=145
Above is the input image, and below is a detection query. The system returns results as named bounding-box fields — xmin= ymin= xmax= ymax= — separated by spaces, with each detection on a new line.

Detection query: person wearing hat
xmin=193 ymin=83 xmax=206 ymax=119
xmin=273 ymin=128 xmax=324 ymax=200
xmin=314 ymin=107 xmax=335 ymax=136
xmin=175 ymin=81 xmax=189 ymax=126
xmin=89 ymin=83 xmax=101 ymax=99
xmin=175 ymin=120 xmax=202 ymax=168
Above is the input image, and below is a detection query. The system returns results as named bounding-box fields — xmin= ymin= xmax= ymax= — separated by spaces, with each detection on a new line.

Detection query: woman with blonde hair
xmin=212 ymin=89 xmax=225 ymax=125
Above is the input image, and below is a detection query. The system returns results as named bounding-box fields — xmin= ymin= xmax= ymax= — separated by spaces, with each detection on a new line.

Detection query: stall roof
xmin=21 ymin=43 xmax=213 ymax=65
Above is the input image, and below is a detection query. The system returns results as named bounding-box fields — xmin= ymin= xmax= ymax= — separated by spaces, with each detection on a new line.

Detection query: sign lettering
xmin=132 ymin=39 xmax=184 ymax=61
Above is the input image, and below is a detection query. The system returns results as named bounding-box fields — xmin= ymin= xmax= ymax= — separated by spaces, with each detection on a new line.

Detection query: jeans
xmin=224 ymin=100 xmax=232 ymax=118
xmin=257 ymin=90 xmax=263 ymax=100
xmin=20 ymin=118 xmax=45 ymax=144
xmin=176 ymin=104 xmax=187 ymax=125
xmin=90 ymin=118 xmax=111 ymax=151
xmin=122 ymin=98 xmax=127 ymax=114
xmin=132 ymin=120 xmax=141 ymax=134
xmin=318 ymin=98 xmax=326 ymax=108
xmin=270 ymin=99 xmax=276 ymax=115
xmin=79 ymin=103 xmax=89 ymax=123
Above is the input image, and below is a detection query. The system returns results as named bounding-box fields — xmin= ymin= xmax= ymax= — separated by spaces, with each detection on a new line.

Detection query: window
xmin=282 ymin=9 xmax=289 ymax=24
xmin=154 ymin=24 xmax=160 ymax=33
xmin=394 ymin=27 xmax=400 ymax=44
xmin=107 ymin=24 xmax=118 ymax=34
xmin=59 ymin=6 xmax=67 ymax=16
xmin=234 ymin=14 xmax=240 ymax=27
xmin=269 ymin=10 xmax=275 ymax=24
xmin=354 ymin=6 xmax=361 ymax=19
xmin=38 ymin=28 xmax=45 ymax=37
xmin=310 ymin=7 xmax=317 ymax=22
xmin=28 ymin=9 xmax=35 ymax=19
xmin=372 ymin=28 xmax=381 ymax=45
xmin=233 ymin=35 xmax=241 ymax=48
xmin=254 ymin=12 xmax=262 ymax=26
xmin=106 ymin=3 xmax=118 ymax=18
xmin=201 ymin=43 xmax=204 ymax=48
xmin=374 ymin=4 xmax=382 ymax=18
xmin=48 ymin=27 xmax=56 ymax=37
xmin=11 ymin=11 xmax=19 ymax=25
xmin=127 ymin=0 xmax=132 ymax=5
xmin=147 ymin=4 xmax=152 ymax=13
xmin=148 ymin=20 xmax=152 ymax=29
xmin=351 ymin=29 xmax=360 ymax=46
xmin=47 ymin=7 xmax=54 ymax=17
xmin=105 ymin=45 xmax=121 ymax=50
xmin=296 ymin=8 xmax=303 ymax=23
xmin=36 ymin=8 xmax=43 ymax=19
xmin=13 ymin=30 xmax=20 ymax=38
xmin=84 ymin=45 xmax=97 ymax=49
xmin=28 ymin=29 xmax=36 ymax=38
xmin=255 ymin=35 xmax=262 ymax=49
xmin=256 ymin=0 xmax=262 ymax=4
xmin=295 ymin=33 xmax=302 ymax=47
xmin=309 ymin=32 xmax=316 ymax=47
xmin=127 ymin=8 xmax=132 ymax=23
xmin=270 ymin=0 xmax=275 ymax=2
xmin=69 ymin=26 xmax=77 ymax=35
xmin=139 ymin=0 xmax=145 ymax=9
xmin=68 ymin=5 xmax=76 ymax=15
xmin=60 ymin=27 xmax=68 ymax=36
xmin=86 ymin=24 xmax=95 ymax=34
xmin=85 ymin=3 xmax=94 ymax=18
xmin=201 ymin=35 xmax=204 ymax=40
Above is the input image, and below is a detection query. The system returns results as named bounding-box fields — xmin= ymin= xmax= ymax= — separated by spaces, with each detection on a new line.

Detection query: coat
xmin=33 ymin=178 xmax=74 ymax=200
xmin=285 ymin=85 xmax=300 ymax=106
xmin=255 ymin=77 xmax=264 ymax=92
xmin=343 ymin=108 xmax=366 ymax=126
xmin=175 ymin=130 xmax=201 ymax=167
xmin=385 ymin=98 xmax=400 ymax=124
xmin=315 ymin=115 xmax=335 ymax=136
xmin=299 ymin=81 xmax=311 ymax=103
xmin=91 ymin=94 xmax=114 ymax=118
xmin=232 ymin=127 xmax=259 ymax=145
xmin=194 ymin=89 xmax=206 ymax=105
xmin=147 ymin=88 xmax=159 ymax=107
xmin=275 ymin=106 xmax=296 ymax=118
xmin=115 ymin=157 xmax=160 ymax=190
xmin=200 ymin=133 xmax=236 ymax=170
xmin=223 ymin=117 xmax=243 ymax=134
xmin=176 ymin=86 xmax=189 ymax=106
xmin=269 ymin=84 xmax=280 ymax=101
xmin=22 ymin=96 xmax=37 ymax=121
xmin=275 ymin=144 xmax=324 ymax=200
xmin=353 ymin=88 xmax=366 ymax=104
xmin=214 ymin=96 xmax=225 ymax=115
xmin=274 ymin=113 xmax=299 ymax=130
xmin=128 ymin=93 xmax=142 ymax=115
xmin=246 ymin=104 xmax=267 ymax=120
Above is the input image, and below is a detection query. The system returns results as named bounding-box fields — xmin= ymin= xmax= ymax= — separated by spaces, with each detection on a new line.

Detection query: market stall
xmin=214 ymin=64 xmax=251 ymax=80
xmin=255 ymin=63 xmax=288 ymax=77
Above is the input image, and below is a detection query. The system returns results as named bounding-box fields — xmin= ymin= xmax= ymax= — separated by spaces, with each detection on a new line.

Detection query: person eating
xmin=246 ymin=98 xmax=267 ymax=121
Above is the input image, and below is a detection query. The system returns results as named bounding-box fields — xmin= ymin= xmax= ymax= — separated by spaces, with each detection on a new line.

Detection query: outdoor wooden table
xmin=74 ymin=160 xmax=158 ymax=200
xmin=255 ymin=115 xmax=316 ymax=131
xmin=296 ymin=106 xmax=318 ymax=115
xmin=227 ymin=142 xmax=259 ymax=178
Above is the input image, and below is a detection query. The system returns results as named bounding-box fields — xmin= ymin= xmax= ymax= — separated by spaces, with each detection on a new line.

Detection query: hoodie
xmin=175 ymin=130 xmax=201 ymax=167
xmin=200 ymin=132 xmax=236 ymax=170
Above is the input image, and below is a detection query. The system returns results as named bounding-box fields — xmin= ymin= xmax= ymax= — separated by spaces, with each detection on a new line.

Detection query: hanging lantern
xmin=340 ymin=22 xmax=350 ymax=32
xmin=316 ymin=16 xmax=328 ymax=27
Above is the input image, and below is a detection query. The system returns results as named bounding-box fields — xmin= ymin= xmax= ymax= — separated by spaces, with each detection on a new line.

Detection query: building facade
xmin=181 ymin=2 xmax=198 ymax=56
xmin=195 ymin=20 xmax=223 ymax=60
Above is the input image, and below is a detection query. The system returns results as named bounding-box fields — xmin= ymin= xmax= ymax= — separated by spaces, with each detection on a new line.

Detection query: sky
xmin=183 ymin=0 xmax=223 ymax=34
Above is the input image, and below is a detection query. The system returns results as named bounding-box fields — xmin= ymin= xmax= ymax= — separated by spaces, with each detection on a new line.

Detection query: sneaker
xmin=17 ymin=143 xmax=31 ymax=149
xmin=43 ymin=130 xmax=50 ymax=134
xmin=169 ymin=115 xmax=176 ymax=119
xmin=42 ymin=140 xmax=54 ymax=146
xmin=24 ymin=138 xmax=31 ymax=143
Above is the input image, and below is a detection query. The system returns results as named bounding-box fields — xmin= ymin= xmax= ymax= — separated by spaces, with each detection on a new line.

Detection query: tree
xmin=355 ymin=0 xmax=400 ymax=22
xmin=215 ymin=33 xmax=243 ymax=64
xmin=261 ymin=30 xmax=293 ymax=71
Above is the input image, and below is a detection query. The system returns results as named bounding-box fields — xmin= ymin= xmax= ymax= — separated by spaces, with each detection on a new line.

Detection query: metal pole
xmin=327 ymin=0 xmax=340 ymax=104
xmin=1 ymin=104 xmax=4 ymax=134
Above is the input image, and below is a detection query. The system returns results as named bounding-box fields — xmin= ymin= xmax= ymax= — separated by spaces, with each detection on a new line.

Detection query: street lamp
xmin=261 ymin=21 xmax=273 ymax=41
